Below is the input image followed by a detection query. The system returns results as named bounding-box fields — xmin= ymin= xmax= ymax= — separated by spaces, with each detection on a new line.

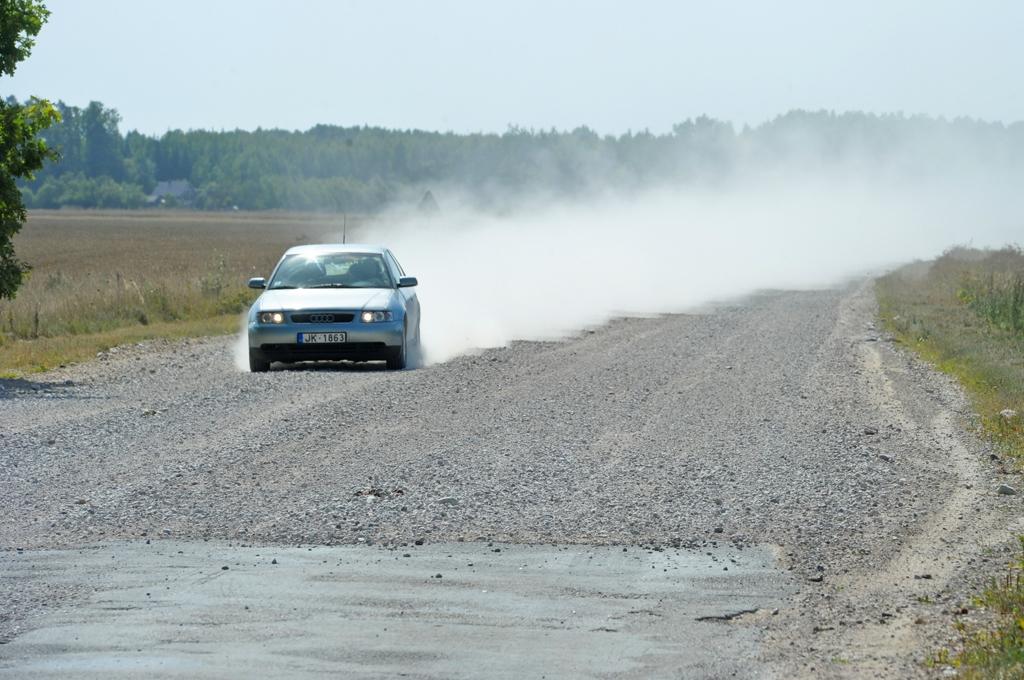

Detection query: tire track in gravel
xmin=766 ymin=281 xmax=1022 ymax=678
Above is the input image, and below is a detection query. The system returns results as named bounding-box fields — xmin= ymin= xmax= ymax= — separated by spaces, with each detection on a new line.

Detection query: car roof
xmin=283 ymin=243 xmax=388 ymax=256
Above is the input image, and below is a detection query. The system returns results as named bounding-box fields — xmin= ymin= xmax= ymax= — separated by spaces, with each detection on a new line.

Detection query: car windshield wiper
xmin=268 ymin=285 xmax=297 ymax=289
xmin=309 ymin=283 xmax=360 ymax=288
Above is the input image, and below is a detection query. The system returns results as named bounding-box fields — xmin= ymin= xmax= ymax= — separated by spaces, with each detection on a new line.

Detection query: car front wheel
xmin=249 ymin=349 xmax=270 ymax=373
xmin=386 ymin=326 xmax=407 ymax=370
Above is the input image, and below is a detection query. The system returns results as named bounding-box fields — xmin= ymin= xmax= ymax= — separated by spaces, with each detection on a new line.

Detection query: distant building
xmin=147 ymin=179 xmax=196 ymax=206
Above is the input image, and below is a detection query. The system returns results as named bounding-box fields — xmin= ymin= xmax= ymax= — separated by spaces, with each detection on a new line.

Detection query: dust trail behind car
xmin=368 ymin=171 xmax=1022 ymax=365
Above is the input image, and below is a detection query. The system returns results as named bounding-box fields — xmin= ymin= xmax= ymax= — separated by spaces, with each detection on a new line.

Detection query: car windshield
xmin=268 ymin=253 xmax=392 ymax=290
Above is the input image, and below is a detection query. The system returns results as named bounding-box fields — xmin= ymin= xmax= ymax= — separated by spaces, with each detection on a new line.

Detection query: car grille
xmin=290 ymin=312 xmax=355 ymax=323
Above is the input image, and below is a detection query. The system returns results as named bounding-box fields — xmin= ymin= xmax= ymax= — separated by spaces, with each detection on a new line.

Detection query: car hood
xmin=256 ymin=288 xmax=395 ymax=312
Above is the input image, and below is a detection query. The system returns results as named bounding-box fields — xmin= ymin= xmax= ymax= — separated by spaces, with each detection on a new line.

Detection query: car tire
xmin=386 ymin=326 xmax=408 ymax=370
xmin=407 ymin=318 xmax=423 ymax=368
xmin=249 ymin=350 xmax=270 ymax=373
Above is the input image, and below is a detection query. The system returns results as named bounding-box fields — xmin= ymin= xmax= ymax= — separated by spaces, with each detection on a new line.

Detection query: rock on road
xmin=0 ymin=281 xmax=1019 ymax=678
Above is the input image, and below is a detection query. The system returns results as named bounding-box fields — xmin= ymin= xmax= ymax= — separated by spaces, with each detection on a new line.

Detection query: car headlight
xmin=258 ymin=311 xmax=287 ymax=324
xmin=360 ymin=310 xmax=393 ymax=323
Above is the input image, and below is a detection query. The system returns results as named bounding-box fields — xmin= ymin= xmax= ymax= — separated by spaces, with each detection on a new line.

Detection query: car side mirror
xmin=398 ymin=276 xmax=418 ymax=288
xmin=248 ymin=277 xmax=266 ymax=289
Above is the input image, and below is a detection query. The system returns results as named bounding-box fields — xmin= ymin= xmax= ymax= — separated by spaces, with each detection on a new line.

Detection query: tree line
xmin=17 ymin=100 xmax=1024 ymax=212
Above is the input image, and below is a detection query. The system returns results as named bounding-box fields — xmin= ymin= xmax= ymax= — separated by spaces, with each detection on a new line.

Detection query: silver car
xmin=246 ymin=244 xmax=420 ymax=372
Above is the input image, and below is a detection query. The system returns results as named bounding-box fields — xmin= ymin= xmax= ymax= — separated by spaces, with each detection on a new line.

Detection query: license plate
xmin=298 ymin=332 xmax=347 ymax=344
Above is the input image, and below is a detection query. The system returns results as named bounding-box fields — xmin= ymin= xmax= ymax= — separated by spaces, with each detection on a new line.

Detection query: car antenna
xmin=342 ymin=214 xmax=347 ymax=244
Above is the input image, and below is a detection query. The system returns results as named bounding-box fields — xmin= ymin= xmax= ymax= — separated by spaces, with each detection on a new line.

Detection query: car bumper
xmin=248 ymin=320 xmax=403 ymax=363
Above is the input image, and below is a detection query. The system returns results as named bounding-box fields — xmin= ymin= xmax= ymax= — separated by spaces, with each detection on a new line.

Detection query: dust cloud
xmin=373 ymin=170 xmax=1022 ymax=365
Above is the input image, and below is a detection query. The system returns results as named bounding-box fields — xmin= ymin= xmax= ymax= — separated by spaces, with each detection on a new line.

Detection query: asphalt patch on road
xmin=0 ymin=541 xmax=793 ymax=678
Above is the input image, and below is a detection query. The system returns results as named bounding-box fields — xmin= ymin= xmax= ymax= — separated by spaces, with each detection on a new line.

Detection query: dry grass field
xmin=0 ymin=210 xmax=362 ymax=375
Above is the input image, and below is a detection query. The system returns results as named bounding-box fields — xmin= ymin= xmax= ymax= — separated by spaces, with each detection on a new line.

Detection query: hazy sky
xmin=5 ymin=0 xmax=1023 ymax=135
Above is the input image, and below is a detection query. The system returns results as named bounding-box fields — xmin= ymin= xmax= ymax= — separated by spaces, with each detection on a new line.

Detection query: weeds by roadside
xmin=876 ymin=246 xmax=1024 ymax=462
xmin=932 ymin=539 xmax=1024 ymax=679
xmin=877 ymin=245 xmax=1024 ymax=676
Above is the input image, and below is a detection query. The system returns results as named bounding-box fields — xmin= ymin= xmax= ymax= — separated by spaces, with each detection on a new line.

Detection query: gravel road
xmin=1 ymin=279 xmax=1020 ymax=677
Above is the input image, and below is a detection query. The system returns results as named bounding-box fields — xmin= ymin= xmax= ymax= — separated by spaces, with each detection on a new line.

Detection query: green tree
xmin=1 ymin=0 xmax=58 ymax=298
xmin=82 ymin=100 xmax=124 ymax=179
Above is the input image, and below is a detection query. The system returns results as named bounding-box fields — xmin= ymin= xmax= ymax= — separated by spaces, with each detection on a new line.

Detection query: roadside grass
xmin=0 ymin=210 xmax=359 ymax=376
xmin=0 ymin=315 xmax=240 ymax=377
xmin=876 ymin=245 xmax=1024 ymax=676
xmin=876 ymin=246 xmax=1024 ymax=461
xmin=933 ymin=540 xmax=1024 ymax=679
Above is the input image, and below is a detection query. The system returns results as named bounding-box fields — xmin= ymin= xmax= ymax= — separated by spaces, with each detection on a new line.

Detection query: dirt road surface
xmin=1 ymin=280 xmax=1020 ymax=677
